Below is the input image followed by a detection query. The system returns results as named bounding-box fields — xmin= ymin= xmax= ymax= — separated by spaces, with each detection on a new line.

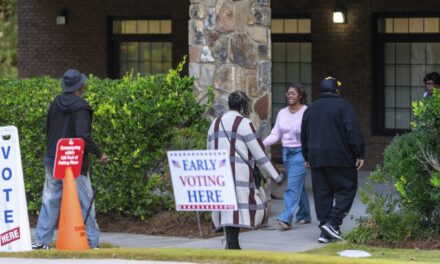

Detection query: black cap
xmin=320 ymin=77 xmax=339 ymax=93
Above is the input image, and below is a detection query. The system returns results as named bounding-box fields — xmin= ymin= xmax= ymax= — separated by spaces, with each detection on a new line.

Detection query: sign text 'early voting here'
xmin=167 ymin=150 xmax=237 ymax=211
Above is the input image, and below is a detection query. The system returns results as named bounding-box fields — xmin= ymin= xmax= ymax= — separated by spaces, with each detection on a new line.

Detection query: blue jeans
xmin=277 ymin=147 xmax=311 ymax=224
xmin=34 ymin=165 xmax=100 ymax=247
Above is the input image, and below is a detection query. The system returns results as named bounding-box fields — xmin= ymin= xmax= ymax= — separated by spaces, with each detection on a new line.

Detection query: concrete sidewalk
xmin=31 ymin=171 xmax=375 ymax=252
xmin=96 ymin=171 xmax=374 ymax=252
xmin=100 ymin=197 xmax=323 ymax=252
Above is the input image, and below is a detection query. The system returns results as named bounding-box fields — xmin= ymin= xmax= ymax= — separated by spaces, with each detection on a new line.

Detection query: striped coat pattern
xmin=207 ymin=111 xmax=282 ymax=230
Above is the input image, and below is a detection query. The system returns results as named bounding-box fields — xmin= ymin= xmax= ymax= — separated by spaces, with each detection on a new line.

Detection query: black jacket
xmin=300 ymin=93 xmax=365 ymax=168
xmin=45 ymin=93 xmax=102 ymax=175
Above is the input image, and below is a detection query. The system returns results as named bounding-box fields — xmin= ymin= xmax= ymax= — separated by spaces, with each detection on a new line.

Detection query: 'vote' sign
xmin=0 ymin=126 xmax=31 ymax=251
xmin=53 ymin=138 xmax=84 ymax=179
xmin=167 ymin=150 xmax=237 ymax=211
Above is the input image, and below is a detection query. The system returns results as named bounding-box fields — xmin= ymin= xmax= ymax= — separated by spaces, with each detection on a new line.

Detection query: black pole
xmin=84 ymin=164 xmax=104 ymax=224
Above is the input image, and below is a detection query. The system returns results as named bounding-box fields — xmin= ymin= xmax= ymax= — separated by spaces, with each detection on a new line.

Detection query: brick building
xmin=17 ymin=0 xmax=440 ymax=169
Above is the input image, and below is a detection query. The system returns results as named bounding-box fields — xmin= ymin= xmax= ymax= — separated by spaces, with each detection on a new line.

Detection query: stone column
xmin=189 ymin=0 xmax=272 ymax=133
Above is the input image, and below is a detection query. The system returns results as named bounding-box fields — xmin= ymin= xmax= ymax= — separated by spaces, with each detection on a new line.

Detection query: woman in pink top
xmin=263 ymin=83 xmax=311 ymax=230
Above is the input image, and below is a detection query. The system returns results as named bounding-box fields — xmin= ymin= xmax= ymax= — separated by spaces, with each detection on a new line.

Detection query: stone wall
xmin=17 ymin=0 xmax=440 ymax=170
xmin=188 ymin=0 xmax=272 ymax=133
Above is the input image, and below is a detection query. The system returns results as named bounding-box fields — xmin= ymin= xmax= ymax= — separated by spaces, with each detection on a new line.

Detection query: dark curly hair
xmin=286 ymin=83 xmax=307 ymax=105
xmin=423 ymin=71 xmax=440 ymax=85
xmin=228 ymin=91 xmax=251 ymax=116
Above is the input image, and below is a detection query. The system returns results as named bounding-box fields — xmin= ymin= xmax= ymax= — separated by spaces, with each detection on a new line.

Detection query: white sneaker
xmin=318 ymin=231 xmax=333 ymax=243
xmin=31 ymin=242 xmax=50 ymax=250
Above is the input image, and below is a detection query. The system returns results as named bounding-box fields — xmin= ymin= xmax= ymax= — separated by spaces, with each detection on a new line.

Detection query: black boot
xmin=225 ymin=226 xmax=241 ymax=250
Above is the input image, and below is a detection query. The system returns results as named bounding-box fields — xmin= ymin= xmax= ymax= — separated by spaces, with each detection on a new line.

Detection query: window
xmin=271 ymin=18 xmax=311 ymax=34
xmin=109 ymin=19 xmax=173 ymax=78
xmin=378 ymin=17 xmax=440 ymax=34
xmin=113 ymin=20 xmax=172 ymax=34
xmin=375 ymin=15 xmax=440 ymax=134
xmin=271 ymin=17 xmax=311 ymax=121
xmin=119 ymin=42 xmax=172 ymax=75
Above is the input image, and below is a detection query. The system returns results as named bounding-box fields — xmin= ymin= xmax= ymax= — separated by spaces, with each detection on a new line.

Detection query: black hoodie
xmin=45 ymin=93 xmax=102 ymax=175
xmin=300 ymin=93 xmax=365 ymax=168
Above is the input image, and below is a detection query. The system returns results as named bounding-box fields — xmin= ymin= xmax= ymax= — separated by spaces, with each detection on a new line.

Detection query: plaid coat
xmin=207 ymin=111 xmax=282 ymax=230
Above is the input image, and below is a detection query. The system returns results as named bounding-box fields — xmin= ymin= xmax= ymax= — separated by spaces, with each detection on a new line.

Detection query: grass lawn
xmin=0 ymin=243 xmax=440 ymax=264
xmin=307 ymin=241 xmax=440 ymax=263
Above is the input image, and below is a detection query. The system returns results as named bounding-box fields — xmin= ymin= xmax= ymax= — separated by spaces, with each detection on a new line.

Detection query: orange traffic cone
xmin=56 ymin=167 xmax=89 ymax=250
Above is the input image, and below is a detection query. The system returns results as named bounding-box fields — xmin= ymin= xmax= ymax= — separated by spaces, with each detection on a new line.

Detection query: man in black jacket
xmin=32 ymin=69 xmax=108 ymax=250
xmin=301 ymin=77 xmax=365 ymax=243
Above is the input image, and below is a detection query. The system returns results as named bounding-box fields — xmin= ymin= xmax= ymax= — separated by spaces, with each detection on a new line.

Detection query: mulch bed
xmin=29 ymin=211 xmax=220 ymax=239
xmin=368 ymin=240 xmax=440 ymax=250
xmin=97 ymin=211 xmax=220 ymax=239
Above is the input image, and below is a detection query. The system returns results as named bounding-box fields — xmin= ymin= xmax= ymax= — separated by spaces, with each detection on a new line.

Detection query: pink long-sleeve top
xmin=263 ymin=105 xmax=307 ymax=148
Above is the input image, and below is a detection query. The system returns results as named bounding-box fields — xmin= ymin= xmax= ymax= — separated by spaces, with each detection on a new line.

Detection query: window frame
xmin=271 ymin=14 xmax=311 ymax=123
xmin=373 ymin=13 xmax=440 ymax=136
xmin=107 ymin=16 xmax=173 ymax=78
xmin=271 ymin=14 xmax=311 ymax=42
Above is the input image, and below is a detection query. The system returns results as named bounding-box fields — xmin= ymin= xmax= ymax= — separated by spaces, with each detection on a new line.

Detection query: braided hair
xmin=228 ymin=91 xmax=251 ymax=116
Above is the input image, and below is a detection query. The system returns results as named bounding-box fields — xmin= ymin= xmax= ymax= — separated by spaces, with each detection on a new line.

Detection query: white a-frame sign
xmin=0 ymin=126 xmax=31 ymax=251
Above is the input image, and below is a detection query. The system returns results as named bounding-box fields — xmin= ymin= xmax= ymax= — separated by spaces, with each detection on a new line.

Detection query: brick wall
xmin=272 ymin=0 xmax=440 ymax=169
xmin=17 ymin=0 xmax=440 ymax=169
xmin=18 ymin=0 xmax=106 ymax=77
xmin=311 ymin=1 xmax=380 ymax=169
xmin=17 ymin=0 xmax=188 ymax=78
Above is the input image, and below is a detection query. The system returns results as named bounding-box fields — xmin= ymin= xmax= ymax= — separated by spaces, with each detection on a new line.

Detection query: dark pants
xmin=224 ymin=226 xmax=241 ymax=249
xmin=311 ymin=167 xmax=358 ymax=227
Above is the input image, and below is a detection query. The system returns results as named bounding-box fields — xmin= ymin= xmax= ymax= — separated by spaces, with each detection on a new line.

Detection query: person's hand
xmin=304 ymin=162 xmax=310 ymax=168
xmin=100 ymin=153 xmax=109 ymax=164
xmin=356 ymin=159 xmax=364 ymax=171
xmin=275 ymin=173 xmax=284 ymax=184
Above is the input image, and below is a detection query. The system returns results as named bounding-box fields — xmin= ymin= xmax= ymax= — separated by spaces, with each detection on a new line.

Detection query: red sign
xmin=0 ymin=227 xmax=20 ymax=246
xmin=53 ymin=138 xmax=85 ymax=179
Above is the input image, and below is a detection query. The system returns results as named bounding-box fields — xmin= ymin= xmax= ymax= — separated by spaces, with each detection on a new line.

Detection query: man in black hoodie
xmin=32 ymin=69 xmax=108 ymax=250
xmin=301 ymin=77 xmax=365 ymax=244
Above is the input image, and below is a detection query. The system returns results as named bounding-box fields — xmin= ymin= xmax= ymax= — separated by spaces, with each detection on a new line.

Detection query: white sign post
xmin=167 ymin=150 xmax=237 ymax=211
xmin=0 ymin=126 xmax=31 ymax=251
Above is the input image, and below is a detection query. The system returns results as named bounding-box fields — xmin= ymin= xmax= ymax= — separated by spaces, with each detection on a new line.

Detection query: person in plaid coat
xmin=207 ymin=91 xmax=283 ymax=249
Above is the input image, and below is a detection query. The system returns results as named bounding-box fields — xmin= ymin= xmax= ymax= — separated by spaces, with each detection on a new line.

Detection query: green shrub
xmin=348 ymin=189 xmax=425 ymax=245
xmin=380 ymin=131 xmax=440 ymax=223
xmin=0 ymin=0 xmax=17 ymax=77
xmin=345 ymin=218 xmax=374 ymax=244
xmin=169 ymin=126 xmax=209 ymax=151
xmin=0 ymin=77 xmax=59 ymax=211
xmin=411 ymin=89 xmax=440 ymax=132
xmin=0 ymin=61 xmax=213 ymax=220
xmin=350 ymin=89 xmax=440 ymax=244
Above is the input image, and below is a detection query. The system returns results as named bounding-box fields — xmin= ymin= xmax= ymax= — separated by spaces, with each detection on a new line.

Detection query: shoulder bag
xmin=220 ymin=118 xmax=265 ymax=189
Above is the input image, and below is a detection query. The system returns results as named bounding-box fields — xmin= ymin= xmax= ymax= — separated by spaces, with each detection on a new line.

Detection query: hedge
xmin=0 ymin=61 xmax=212 ymax=220
xmin=348 ymin=89 xmax=440 ymax=244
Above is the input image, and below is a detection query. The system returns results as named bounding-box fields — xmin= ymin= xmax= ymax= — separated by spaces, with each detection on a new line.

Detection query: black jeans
xmin=311 ymin=167 xmax=357 ymax=227
xmin=224 ymin=226 xmax=241 ymax=249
